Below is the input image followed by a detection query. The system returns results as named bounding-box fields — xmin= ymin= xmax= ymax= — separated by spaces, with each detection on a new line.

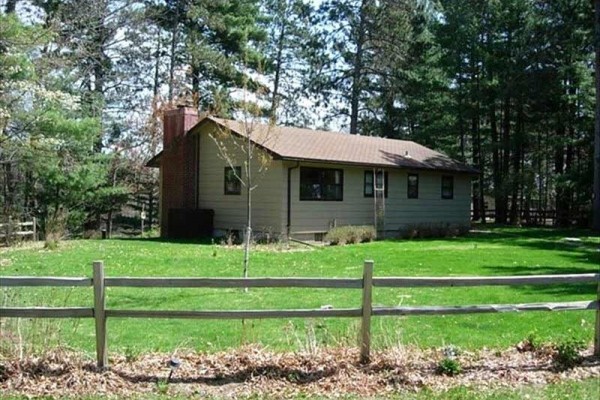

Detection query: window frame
xmin=224 ymin=166 xmax=242 ymax=195
xmin=364 ymin=170 xmax=388 ymax=198
xmin=407 ymin=173 xmax=419 ymax=199
xmin=441 ymin=175 xmax=454 ymax=200
xmin=299 ymin=167 xmax=344 ymax=201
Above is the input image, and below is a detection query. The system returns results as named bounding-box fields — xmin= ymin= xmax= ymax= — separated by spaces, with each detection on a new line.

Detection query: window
xmin=407 ymin=173 xmax=419 ymax=199
xmin=442 ymin=175 xmax=454 ymax=199
xmin=364 ymin=170 xmax=388 ymax=197
xmin=224 ymin=166 xmax=241 ymax=195
xmin=300 ymin=167 xmax=343 ymax=201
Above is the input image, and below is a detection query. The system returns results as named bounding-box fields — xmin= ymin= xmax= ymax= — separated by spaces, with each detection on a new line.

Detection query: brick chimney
xmin=160 ymin=106 xmax=199 ymax=237
xmin=163 ymin=106 xmax=199 ymax=148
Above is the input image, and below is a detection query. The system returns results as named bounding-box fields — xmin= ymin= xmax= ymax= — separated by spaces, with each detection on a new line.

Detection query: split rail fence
xmin=0 ymin=217 xmax=38 ymax=243
xmin=1 ymin=261 xmax=599 ymax=368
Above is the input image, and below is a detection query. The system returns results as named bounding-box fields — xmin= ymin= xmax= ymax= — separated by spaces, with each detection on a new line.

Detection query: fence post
xmin=7 ymin=216 xmax=12 ymax=245
xmin=360 ymin=260 xmax=374 ymax=364
xmin=93 ymin=261 xmax=107 ymax=368
xmin=32 ymin=217 xmax=38 ymax=241
xmin=595 ymin=278 xmax=600 ymax=356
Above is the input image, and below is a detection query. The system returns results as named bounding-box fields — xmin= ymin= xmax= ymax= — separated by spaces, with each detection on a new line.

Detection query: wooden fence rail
xmin=1 ymin=261 xmax=598 ymax=368
xmin=0 ymin=217 xmax=38 ymax=242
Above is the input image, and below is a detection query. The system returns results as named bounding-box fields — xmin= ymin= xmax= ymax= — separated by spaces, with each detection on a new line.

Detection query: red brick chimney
xmin=160 ymin=106 xmax=199 ymax=237
xmin=163 ymin=106 xmax=199 ymax=149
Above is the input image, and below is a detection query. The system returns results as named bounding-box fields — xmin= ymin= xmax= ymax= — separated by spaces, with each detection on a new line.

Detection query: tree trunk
xmin=148 ymin=190 xmax=154 ymax=229
xmin=471 ymin=116 xmax=481 ymax=221
xmin=191 ymin=63 xmax=200 ymax=108
xmin=471 ymin=53 xmax=483 ymax=223
xmin=554 ymin=128 xmax=569 ymax=227
xmin=270 ymin=18 xmax=286 ymax=123
xmin=497 ymin=96 xmax=511 ymax=224
xmin=491 ymin=101 xmax=501 ymax=224
xmin=349 ymin=0 xmax=367 ymax=135
xmin=242 ymin=132 xmax=252 ymax=292
xmin=168 ymin=27 xmax=178 ymax=102
xmin=595 ymin=0 xmax=600 ymax=231
xmin=509 ymin=101 xmax=524 ymax=225
xmin=153 ymin=29 xmax=161 ymax=98
xmin=92 ymin=1 xmax=109 ymax=153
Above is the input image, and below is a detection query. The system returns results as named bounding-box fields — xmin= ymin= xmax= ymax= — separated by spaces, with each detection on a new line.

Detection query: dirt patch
xmin=1 ymin=346 xmax=598 ymax=398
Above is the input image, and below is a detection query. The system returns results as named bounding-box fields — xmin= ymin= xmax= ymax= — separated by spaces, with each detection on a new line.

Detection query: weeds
xmin=554 ymin=337 xmax=585 ymax=369
xmin=517 ymin=331 xmax=544 ymax=352
xmin=437 ymin=357 xmax=462 ymax=376
xmin=437 ymin=345 xmax=462 ymax=376
xmin=155 ymin=378 xmax=169 ymax=394
xmin=124 ymin=346 xmax=140 ymax=363
xmin=325 ymin=225 xmax=376 ymax=245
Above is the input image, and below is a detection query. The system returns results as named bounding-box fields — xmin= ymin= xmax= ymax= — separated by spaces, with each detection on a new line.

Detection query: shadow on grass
xmin=480 ymin=264 xmax=598 ymax=297
xmin=112 ymin=364 xmax=338 ymax=386
xmin=446 ymin=226 xmax=600 ymax=267
xmin=113 ymin=237 xmax=214 ymax=245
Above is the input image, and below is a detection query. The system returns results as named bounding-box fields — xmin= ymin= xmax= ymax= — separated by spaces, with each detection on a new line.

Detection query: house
xmin=147 ymin=106 xmax=477 ymax=239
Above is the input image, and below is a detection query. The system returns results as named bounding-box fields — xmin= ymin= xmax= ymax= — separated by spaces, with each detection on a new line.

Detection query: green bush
xmin=325 ymin=225 xmax=376 ymax=245
xmin=554 ymin=337 xmax=586 ymax=369
xmin=401 ymin=223 xmax=470 ymax=239
xmin=517 ymin=331 xmax=544 ymax=352
xmin=437 ymin=357 xmax=462 ymax=376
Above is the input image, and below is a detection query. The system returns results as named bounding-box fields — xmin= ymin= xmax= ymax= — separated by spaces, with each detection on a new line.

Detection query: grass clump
xmin=554 ymin=337 xmax=585 ymax=369
xmin=325 ymin=225 xmax=376 ymax=245
xmin=516 ymin=331 xmax=544 ymax=352
xmin=436 ymin=346 xmax=462 ymax=376
xmin=402 ymin=223 xmax=470 ymax=239
xmin=437 ymin=357 xmax=462 ymax=376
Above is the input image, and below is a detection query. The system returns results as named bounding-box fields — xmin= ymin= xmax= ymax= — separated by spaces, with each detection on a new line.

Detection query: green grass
xmin=2 ymin=378 xmax=600 ymax=399
xmin=1 ymin=226 xmax=599 ymax=355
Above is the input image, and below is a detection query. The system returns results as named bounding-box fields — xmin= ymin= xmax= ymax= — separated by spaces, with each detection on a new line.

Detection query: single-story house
xmin=147 ymin=106 xmax=477 ymax=239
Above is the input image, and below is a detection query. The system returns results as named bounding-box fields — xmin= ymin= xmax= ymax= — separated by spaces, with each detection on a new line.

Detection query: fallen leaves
xmin=0 ymin=345 xmax=598 ymax=398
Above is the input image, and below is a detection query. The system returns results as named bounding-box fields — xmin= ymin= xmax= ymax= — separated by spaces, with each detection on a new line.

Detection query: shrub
xmin=517 ymin=331 xmax=543 ymax=352
xmin=400 ymin=223 xmax=470 ymax=239
xmin=436 ymin=345 xmax=462 ymax=376
xmin=44 ymin=212 xmax=67 ymax=249
xmin=437 ymin=357 xmax=462 ymax=376
xmin=325 ymin=225 xmax=376 ymax=245
xmin=554 ymin=337 xmax=585 ymax=369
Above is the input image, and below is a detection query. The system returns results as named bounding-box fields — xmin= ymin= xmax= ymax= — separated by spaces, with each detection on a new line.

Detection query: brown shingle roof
xmin=207 ymin=117 xmax=477 ymax=174
xmin=147 ymin=115 xmax=477 ymax=174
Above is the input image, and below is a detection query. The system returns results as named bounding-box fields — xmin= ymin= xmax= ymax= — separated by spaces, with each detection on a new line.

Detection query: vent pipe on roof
xmin=404 ymin=150 xmax=411 ymax=158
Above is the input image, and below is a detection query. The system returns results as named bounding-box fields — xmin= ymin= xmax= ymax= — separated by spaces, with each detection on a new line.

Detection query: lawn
xmin=3 ymin=378 xmax=600 ymax=400
xmin=1 ymin=226 xmax=599 ymax=356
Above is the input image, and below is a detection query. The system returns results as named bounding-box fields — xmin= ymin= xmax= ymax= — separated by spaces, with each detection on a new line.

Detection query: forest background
xmin=1 ymin=0 xmax=599 ymax=238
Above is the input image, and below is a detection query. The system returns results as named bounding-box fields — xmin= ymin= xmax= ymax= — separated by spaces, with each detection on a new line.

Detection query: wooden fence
xmin=0 ymin=217 xmax=38 ymax=243
xmin=1 ymin=261 xmax=599 ymax=368
xmin=471 ymin=209 xmax=589 ymax=226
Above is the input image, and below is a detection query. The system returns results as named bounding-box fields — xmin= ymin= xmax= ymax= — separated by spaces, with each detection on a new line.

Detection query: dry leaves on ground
xmin=1 ymin=345 xmax=599 ymax=398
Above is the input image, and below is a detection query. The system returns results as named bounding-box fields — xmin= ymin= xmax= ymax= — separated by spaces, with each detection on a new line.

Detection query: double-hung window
xmin=407 ymin=173 xmax=419 ymax=199
xmin=441 ymin=175 xmax=454 ymax=199
xmin=224 ymin=166 xmax=242 ymax=195
xmin=300 ymin=167 xmax=343 ymax=201
xmin=364 ymin=170 xmax=388 ymax=197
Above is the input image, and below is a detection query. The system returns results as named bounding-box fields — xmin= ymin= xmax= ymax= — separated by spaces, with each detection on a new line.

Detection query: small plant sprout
xmin=167 ymin=357 xmax=181 ymax=383
xmin=437 ymin=345 xmax=462 ymax=376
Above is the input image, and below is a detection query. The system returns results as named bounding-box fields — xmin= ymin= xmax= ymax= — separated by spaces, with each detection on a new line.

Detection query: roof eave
xmin=145 ymin=151 xmax=163 ymax=168
xmin=279 ymin=156 xmax=479 ymax=174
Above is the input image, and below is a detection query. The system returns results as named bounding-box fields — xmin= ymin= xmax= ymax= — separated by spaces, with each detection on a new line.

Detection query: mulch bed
xmin=1 ymin=345 xmax=599 ymax=398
